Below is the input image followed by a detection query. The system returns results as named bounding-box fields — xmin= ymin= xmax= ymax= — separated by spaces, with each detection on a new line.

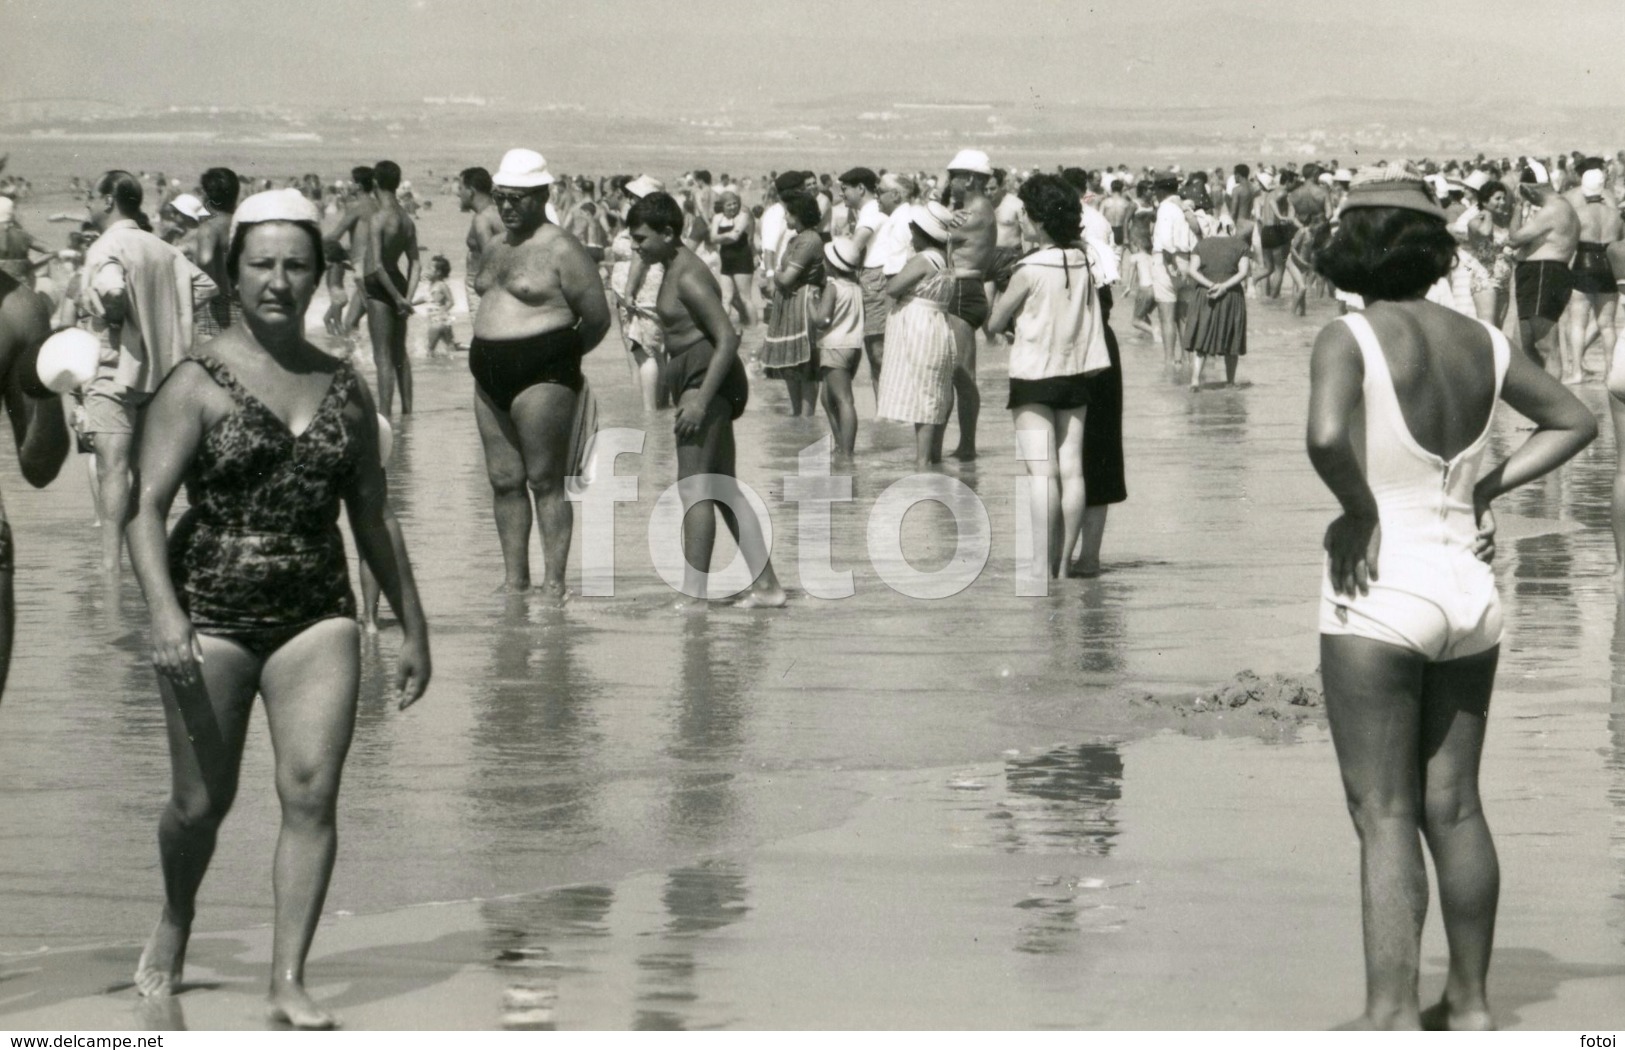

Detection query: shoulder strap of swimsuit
xmin=1338 ymin=313 xmax=1391 ymax=398
xmin=187 ymin=354 xmax=249 ymax=405
xmin=1480 ymin=319 xmax=1511 ymax=400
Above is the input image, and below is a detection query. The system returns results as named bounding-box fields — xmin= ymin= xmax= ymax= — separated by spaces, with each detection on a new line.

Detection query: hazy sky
xmin=4 ymin=0 xmax=1623 ymax=112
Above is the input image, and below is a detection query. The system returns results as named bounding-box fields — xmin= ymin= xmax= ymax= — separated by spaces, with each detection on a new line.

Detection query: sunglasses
xmin=492 ymin=189 xmax=541 ymax=206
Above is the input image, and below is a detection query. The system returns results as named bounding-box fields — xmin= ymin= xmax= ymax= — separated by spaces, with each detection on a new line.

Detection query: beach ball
xmin=376 ymin=413 xmax=394 ymax=466
xmin=36 ymin=327 xmax=100 ymax=393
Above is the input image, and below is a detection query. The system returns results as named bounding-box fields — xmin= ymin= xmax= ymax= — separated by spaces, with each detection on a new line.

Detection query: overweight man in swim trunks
xmin=942 ymin=148 xmax=997 ymax=461
xmin=1508 ymin=161 xmax=1579 ymax=367
xmin=1560 ymin=166 xmax=1621 ymax=384
xmin=363 ymin=160 xmax=420 ymax=416
xmin=470 ymin=148 xmax=610 ymax=602
xmin=0 ymin=264 xmax=70 ymax=704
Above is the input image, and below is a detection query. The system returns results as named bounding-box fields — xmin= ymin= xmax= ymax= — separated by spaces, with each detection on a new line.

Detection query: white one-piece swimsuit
xmin=1318 ymin=312 xmax=1510 ymax=662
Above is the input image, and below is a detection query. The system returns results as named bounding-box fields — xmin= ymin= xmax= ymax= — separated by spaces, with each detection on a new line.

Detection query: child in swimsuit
xmin=421 ymin=254 xmax=456 ymax=354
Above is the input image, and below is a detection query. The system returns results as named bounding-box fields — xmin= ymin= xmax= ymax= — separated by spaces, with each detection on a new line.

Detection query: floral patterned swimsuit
xmin=169 ymin=355 xmax=362 ymax=660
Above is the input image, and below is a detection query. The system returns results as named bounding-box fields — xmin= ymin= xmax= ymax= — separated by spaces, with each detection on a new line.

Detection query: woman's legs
xmin=1055 ymin=407 xmax=1087 ymax=574
xmin=821 ymin=367 xmax=858 ymax=456
xmin=800 ymin=376 xmax=821 ymax=417
xmin=365 ymin=300 xmax=400 ymax=417
xmin=1224 ymin=351 xmax=1240 ymax=385
xmin=1013 ymin=405 xmax=1088 ymax=578
xmin=783 ymin=377 xmax=804 ymax=415
xmin=913 ymin=423 xmax=944 ymax=470
xmin=1322 ymin=633 xmax=1429 ymax=1030
xmin=730 ymin=274 xmax=756 ymax=327
xmin=260 ymin=618 xmax=361 ymax=1029
xmin=1190 ymin=351 xmax=1206 ymax=390
xmin=1472 ymin=287 xmax=1499 ymax=326
xmin=137 ymin=636 xmax=262 ymax=997
xmin=1418 ymin=648 xmax=1500 ymax=1031
xmin=675 ymin=392 xmax=785 ymax=607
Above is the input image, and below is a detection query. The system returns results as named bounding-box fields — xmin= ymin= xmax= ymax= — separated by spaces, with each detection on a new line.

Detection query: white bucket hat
xmin=169 ymin=193 xmax=209 ymax=222
xmin=945 ymin=149 xmax=993 ymax=177
xmin=493 ymin=148 xmax=555 ymax=189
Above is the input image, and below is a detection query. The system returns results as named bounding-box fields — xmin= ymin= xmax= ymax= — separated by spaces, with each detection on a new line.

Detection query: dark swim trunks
xmin=1515 ymin=260 xmax=1575 ymax=323
xmin=661 ymin=338 xmax=750 ymax=425
xmin=0 ymin=520 xmax=12 ymax=573
xmin=945 ymin=275 xmax=990 ymax=328
xmin=1571 ymin=241 xmax=1617 ymax=296
xmin=469 ymin=328 xmax=586 ymax=413
xmin=1259 ymin=224 xmax=1294 ymax=251
xmin=363 ymin=265 xmax=406 ymax=304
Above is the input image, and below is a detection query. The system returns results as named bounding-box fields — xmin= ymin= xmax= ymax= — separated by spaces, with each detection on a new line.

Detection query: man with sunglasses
xmin=468 ymin=148 xmax=610 ymax=602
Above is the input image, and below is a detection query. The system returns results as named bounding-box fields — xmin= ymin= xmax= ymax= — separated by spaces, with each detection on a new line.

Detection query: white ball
xmin=36 ymin=327 xmax=100 ymax=394
xmin=376 ymin=413 xmax=394 ymax=465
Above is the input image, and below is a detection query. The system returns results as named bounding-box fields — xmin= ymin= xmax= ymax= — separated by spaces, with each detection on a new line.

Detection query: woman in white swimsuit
xmin=1308 ymin=171 xmax=1595 ymax=1031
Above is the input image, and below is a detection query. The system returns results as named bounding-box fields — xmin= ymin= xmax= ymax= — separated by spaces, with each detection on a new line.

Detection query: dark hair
xmin=626 ymin=191 xmax=684 ymax=239
xmin=991 ymin=167 xmax=1007 ymax=185
xmin=351 ymin=166 xmax=375 ymax=193
xmin=96 ymin=170 xmax=152 ymax=231
xmin=373 ymin=160 xmax=402 ymax=192
xmin=693 ymin=169 xmax=711 ymax=185
xmin=200 ymin=167 xmax=239 ymax=212
xmin=225 ymin=219 xmax=326 ymax=285
xmin=1018 ymin=173 xmax=1082 ymax=247
xmin=1475 ymin=180 xmax=1508 ymax=208
xmin=1313 ymin=207 xmax=1456 ymax=302
xmin=781 ymin=191 xmax=820 ymax=230
xmin=429 ymin=254 xmax=451 ymax=279
xmin=773 ymin=171 xmax=804 ymax=194
xmin=1234 ymin=163 xmax=1251 ymax=178
xmin=460 ymin=166 xmax=493 ymax=195
xmin=1060 ymin=167 xmax=1090 ymax=194
xmin=838 ymin=166 xmax=878 ymax=193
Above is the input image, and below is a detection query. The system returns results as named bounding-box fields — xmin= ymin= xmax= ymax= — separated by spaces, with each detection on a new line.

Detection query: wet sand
xmin=1 ymin=204 xmax=1624 ymax=1027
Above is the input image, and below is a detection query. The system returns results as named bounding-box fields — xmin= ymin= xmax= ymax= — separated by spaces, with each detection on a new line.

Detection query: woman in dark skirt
xmin=1187 ymin=221 xmax=1253 ymax=390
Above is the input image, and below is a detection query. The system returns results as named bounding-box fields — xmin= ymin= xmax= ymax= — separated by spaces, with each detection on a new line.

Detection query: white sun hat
xmin=945 ymin=149 xmax=993 ymax=177
xmin=493 ymin=148 xmax=555 ymax=189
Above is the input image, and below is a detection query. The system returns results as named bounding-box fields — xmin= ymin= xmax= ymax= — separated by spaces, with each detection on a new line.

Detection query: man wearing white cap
xmin=0 ymin=258 xmax=70 ymax=704
xmin=941 ymin=148 xmax=997 ymax=460
xmin=469 ymin=148 xmax=610 ymax=601
xmin=1508 ymin=159 xmax=1579 ymax=366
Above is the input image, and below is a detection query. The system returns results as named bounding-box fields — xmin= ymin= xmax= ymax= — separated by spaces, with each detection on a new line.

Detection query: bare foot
xmin=134 ymin=908 xmax=190 ymax=998
xmin=1421 ymin=999 xmax=1495 ymax=1031
xmin=1333 ymin=1008 xmax=1421 ymax=1031
xmin=947 ymin=447 xmax=977 ymax=462
xmin=360 ymin=617 xmax=379 ymax=635
xmin=672 ymin=596 xmax=710 ymax=615
xmin=494 ymin=579 xmax=531 ymax=595
xmin=267 ymin=981 xmax=337 ymax=1030
xmin=535 ymin=582 xmax=569 ymax=608
xmin=1562 ymin=373 xmax=1585 ymax=385
xmin=1068 ymin=559 xmax=1102 ymax=579
xmin=732 ymin=585 xmax=788 ymax=609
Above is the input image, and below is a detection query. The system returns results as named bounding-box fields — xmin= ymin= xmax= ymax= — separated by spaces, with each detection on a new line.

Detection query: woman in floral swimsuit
xmin=126 ymin=190 xmax=431 ymax=1029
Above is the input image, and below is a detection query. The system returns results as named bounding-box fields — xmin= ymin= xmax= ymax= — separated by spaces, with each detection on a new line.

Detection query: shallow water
xmin=1 ymin=252 xmax=1624 ymax=1025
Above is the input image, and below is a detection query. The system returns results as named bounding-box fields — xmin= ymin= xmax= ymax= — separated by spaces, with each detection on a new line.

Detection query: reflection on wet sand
xmin=482 ymin=884 xmax=615 ymax=1030
xmin=468 ymin=600 xmax=603 ymax=857
xmin=663 ymin=616 xmax=768 ymax=845
xmin=633 ymin=860 xmax=750 ymax=1030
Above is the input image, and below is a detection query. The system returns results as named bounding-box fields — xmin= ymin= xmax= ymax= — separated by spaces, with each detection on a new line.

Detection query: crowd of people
xmin=0 ymin=141 xmax=1622 ymax=1030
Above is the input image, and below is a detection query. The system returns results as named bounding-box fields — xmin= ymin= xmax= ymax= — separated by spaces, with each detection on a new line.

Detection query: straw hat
xmin=1341 ymin=169 xmax=1448 ymax=220
xmin=823 ymin=236 xmax=861 ymax=274
xmin=911 ymin=201 xmax=953 ymax=243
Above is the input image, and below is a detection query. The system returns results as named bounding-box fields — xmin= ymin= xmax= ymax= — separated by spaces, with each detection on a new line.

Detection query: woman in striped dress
xmin=875 ymin=201 xmax=957 ymax=468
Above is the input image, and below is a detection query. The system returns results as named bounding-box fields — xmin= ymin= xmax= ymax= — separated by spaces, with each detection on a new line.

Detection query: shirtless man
xmin=1559 ymin=164 xmax=1621 ymax=382
xmin=457 ymin=166 xmax=501 ymax=325
xmin=470 ymin=148 xmax=610 ymax=601
xmin=0 ymin=267 xmax=71 ymax=703
xmin=942 ymin=149 xmax=997 ymax=460
xmin=1254 ymin=168 xmax=1293 ymax=298
xmin=191 ymin=167 xmax=239 ymax=340
xmin=1288 ymin=163 xmax=1330 ymax=231
xmin=322 ymin=167 xmax=379 ymax=340
xmin=1227 ymin=164 xmax=1256 ymax=242
xmin=1098 ymin=174 xmax=1133 ymax=251
xmin=1508 ymin=161 xmax=1580 ymax=366
xmin=362 ymin=160 xmax=420 ymax=416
